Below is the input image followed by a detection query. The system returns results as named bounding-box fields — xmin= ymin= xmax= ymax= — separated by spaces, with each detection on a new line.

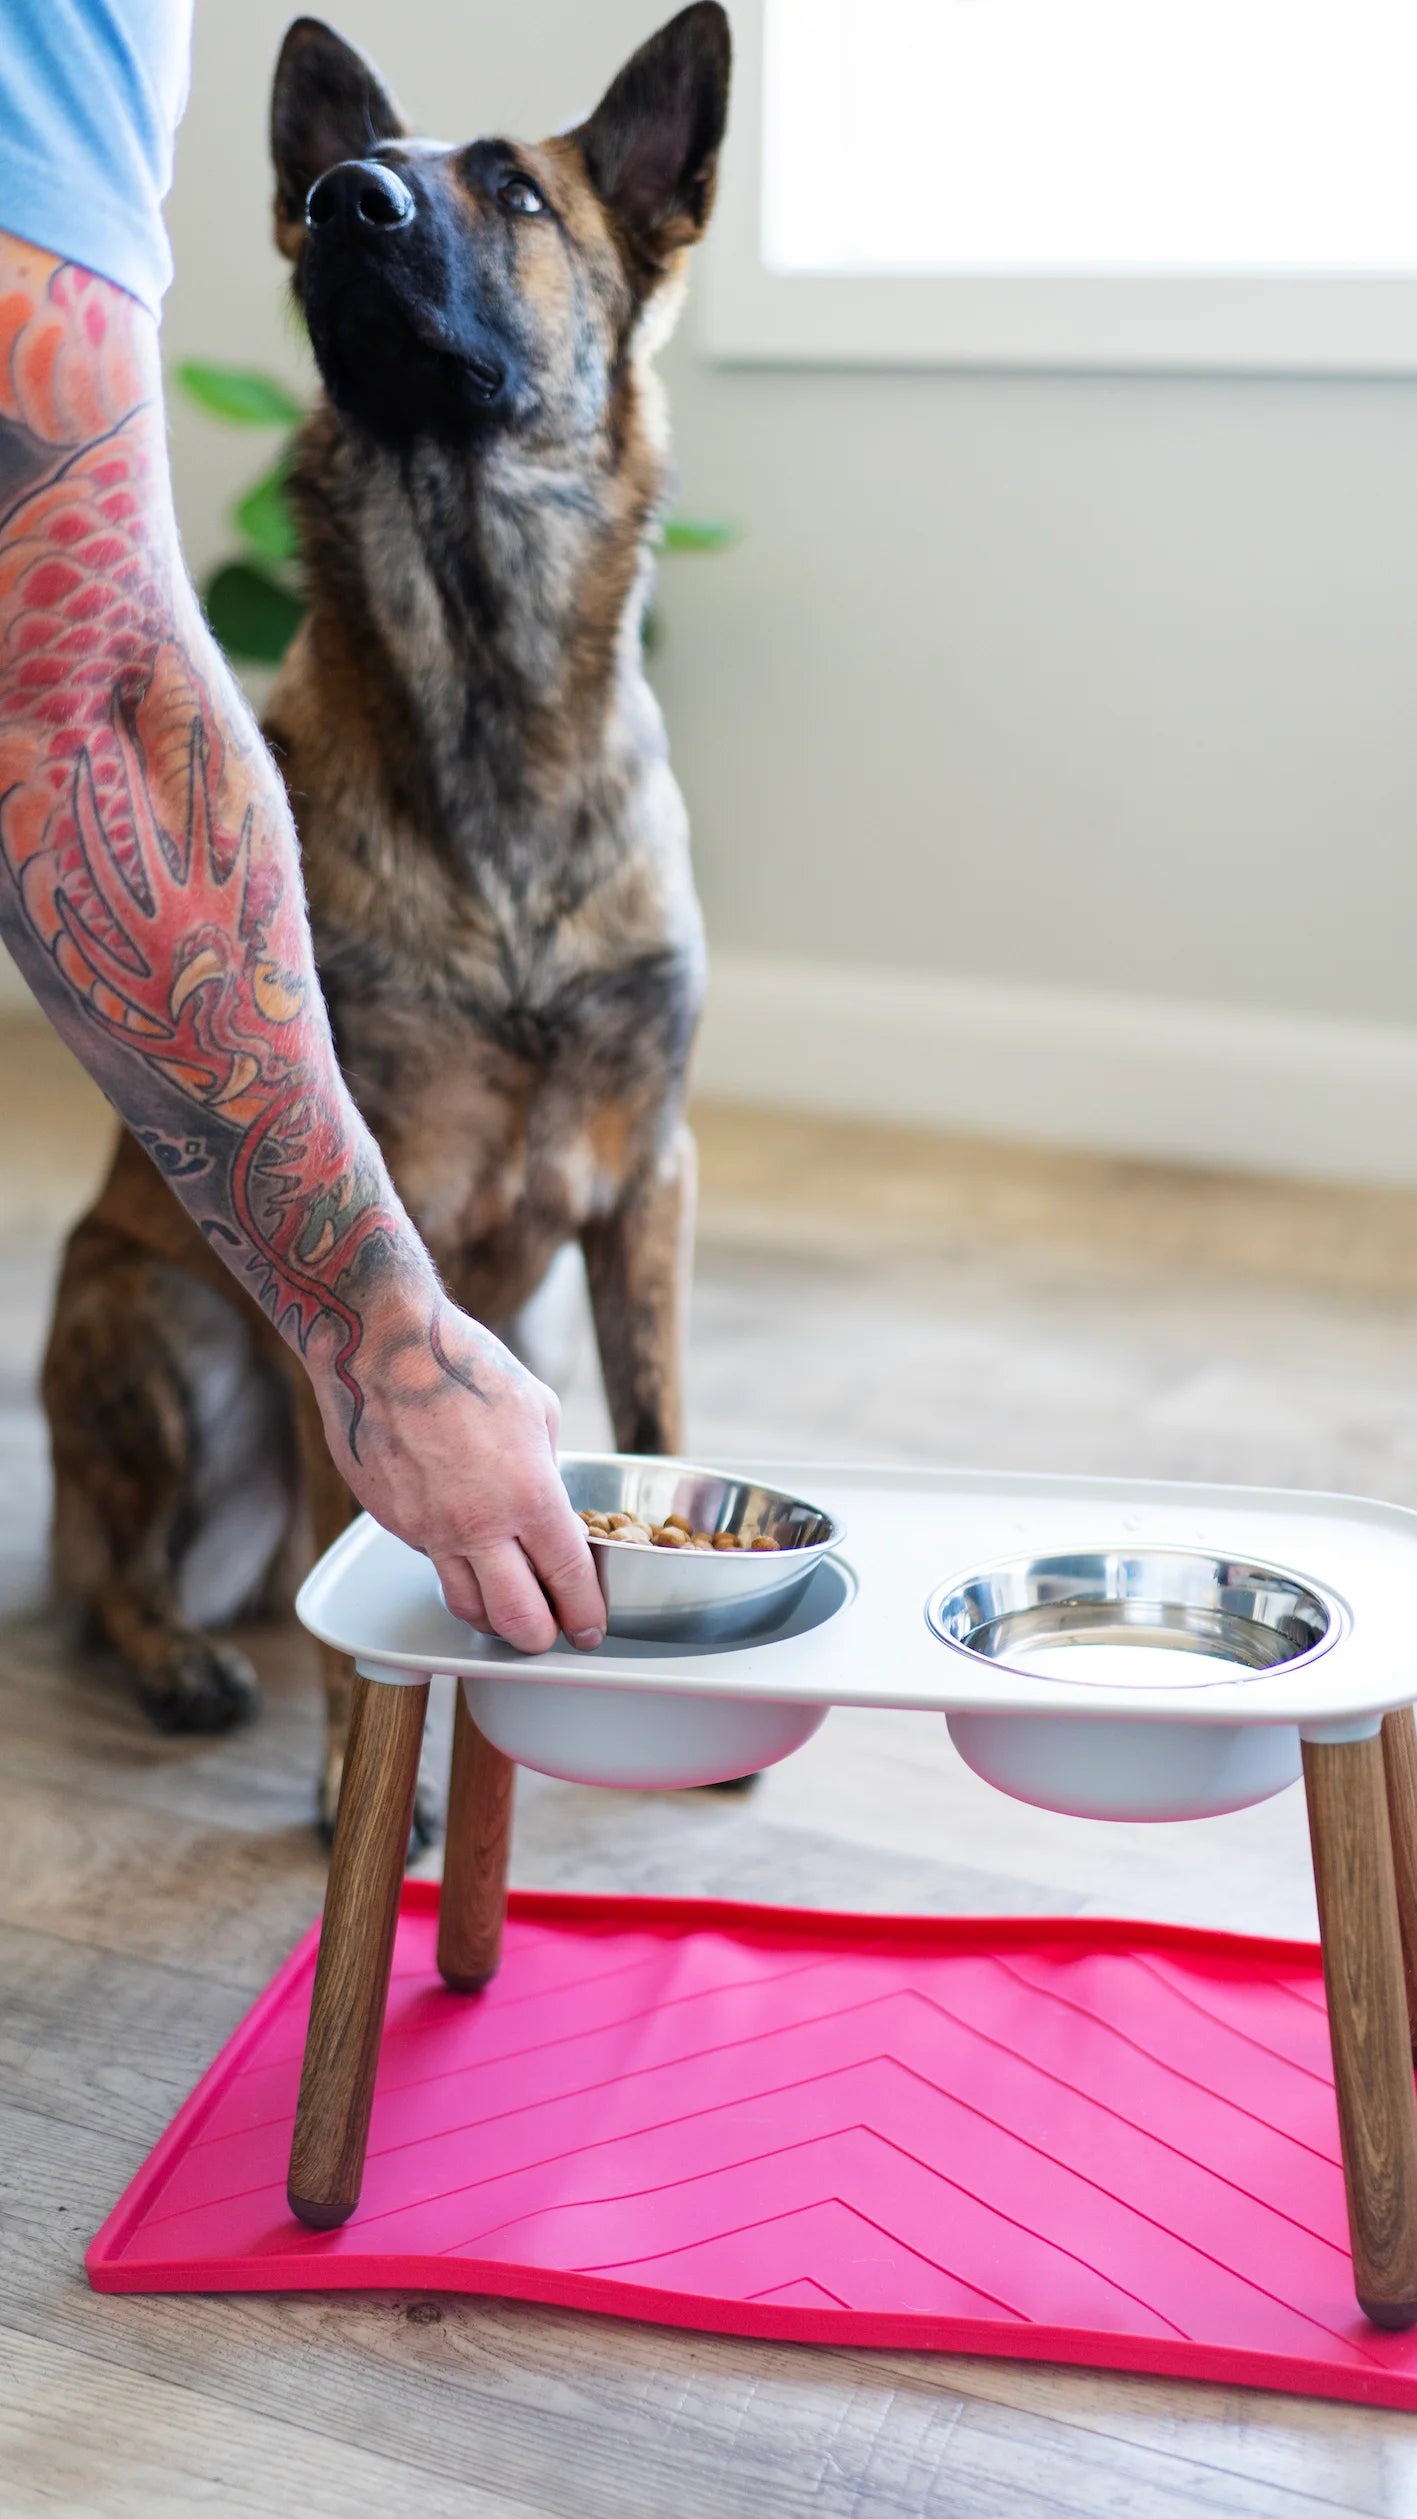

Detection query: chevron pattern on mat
xmin=87 ymin=1886 xmax=1417 ymax=2410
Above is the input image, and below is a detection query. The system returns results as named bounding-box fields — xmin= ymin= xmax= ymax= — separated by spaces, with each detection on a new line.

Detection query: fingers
xmin=435 ymin=1558 xmax=491 ymax=1634
xmin=448 ymin=1513 xmax=606 ymax=1658
xmin=520 ymin=1497 xmax=607 ymax=1651
xmin=474 ymin=1538 xmax=562 ymax=1656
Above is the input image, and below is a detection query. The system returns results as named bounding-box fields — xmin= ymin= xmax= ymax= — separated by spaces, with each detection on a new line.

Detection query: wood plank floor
xmin=5 ymin=1018 xmax=1417 ymax=2515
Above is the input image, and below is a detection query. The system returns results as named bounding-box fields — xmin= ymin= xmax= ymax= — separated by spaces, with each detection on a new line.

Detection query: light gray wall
xmin=165 ymin=0 xmax=1417 ymax=1032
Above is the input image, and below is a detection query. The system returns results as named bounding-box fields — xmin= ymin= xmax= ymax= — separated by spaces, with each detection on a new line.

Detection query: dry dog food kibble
xmin=576 ymin=1507 xmax=781 ymax=1552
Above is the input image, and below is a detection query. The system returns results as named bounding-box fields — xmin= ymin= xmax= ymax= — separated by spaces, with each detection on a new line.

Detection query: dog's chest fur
xmin=264 ymin=409 xmax=704 ymax=1319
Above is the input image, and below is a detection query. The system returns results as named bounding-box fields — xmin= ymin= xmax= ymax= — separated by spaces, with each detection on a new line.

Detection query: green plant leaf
xmin=660 ymin=514 xmax=735 ymax=552
xmin=233 ymin=460 xmax=298 ymax=565
xmin=175 ymin=362 xmax=306 ymax=427
xmin=202 ymin=562 xmax=305 ymax=665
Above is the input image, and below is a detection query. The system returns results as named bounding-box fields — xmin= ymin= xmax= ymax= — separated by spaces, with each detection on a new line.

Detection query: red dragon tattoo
xmin=0 ymin=249 xmax=400 ymax=1440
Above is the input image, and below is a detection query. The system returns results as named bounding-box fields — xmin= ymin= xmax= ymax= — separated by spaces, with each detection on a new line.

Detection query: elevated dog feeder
xmin=279 ymin=1459 xmax=1417 ymax=2333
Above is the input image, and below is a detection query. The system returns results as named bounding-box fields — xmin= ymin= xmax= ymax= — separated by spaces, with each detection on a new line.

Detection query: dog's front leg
xmin=291 ymin=1371 xmax=439 ymax=1852
xmin=584 ymin=1123 xmax=758 ymax=1797
xmin=580 ymin=1122 xmax=696 ymax=1456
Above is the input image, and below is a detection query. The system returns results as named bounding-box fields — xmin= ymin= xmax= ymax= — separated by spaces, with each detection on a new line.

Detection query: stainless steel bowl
xmin=561 ymin=1452 xmax=843 ymax=1642
xmin=925 ymin=1546 xmax=1343 ymax=1821
xmin=926 ymin=1547 xmax=1340 ymax=1682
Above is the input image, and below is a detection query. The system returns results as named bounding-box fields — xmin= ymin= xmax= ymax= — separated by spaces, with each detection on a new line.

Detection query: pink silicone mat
xmin=87 ymin=1886 xmax=1417 ymax=2410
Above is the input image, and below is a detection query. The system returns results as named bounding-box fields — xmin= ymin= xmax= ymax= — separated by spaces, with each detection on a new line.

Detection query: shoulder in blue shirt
xmin=0 ymin=0 xmax=193 ymax=317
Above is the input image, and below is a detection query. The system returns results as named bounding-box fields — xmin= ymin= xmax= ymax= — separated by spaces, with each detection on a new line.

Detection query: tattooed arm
xmin=0 ymin=236 xmax=604 ymax=1653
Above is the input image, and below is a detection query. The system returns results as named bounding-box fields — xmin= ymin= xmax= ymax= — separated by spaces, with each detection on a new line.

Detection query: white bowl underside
xmin=464 ymin=1674 xmax=828 ymax=1790
xmin=947 ymin=1709 xmax=1303 ymax=1821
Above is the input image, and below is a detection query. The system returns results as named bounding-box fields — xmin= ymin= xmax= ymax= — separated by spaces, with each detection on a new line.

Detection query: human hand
xmin=312 ymin=1290 xmax=606 ymax=1654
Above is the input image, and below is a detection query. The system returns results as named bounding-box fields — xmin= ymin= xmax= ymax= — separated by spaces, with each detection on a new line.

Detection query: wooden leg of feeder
xmin=287 ymin=1672 xmax=429 ymax=2230
xmin=1303 ymin=1730 xmax=1417 ymax=2328
xmin=1381 ymin=1708 xmax=1417 ymax=2056
xmin=437 ymin=1682 xmax=515 ymax=1991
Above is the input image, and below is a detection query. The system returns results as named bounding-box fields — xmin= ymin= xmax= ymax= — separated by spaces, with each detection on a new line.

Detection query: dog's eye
xmin=498 ymin=175 xmax=545 ymax=217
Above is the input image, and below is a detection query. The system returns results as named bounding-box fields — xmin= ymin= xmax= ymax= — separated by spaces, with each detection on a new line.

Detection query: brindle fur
xmin=41 ymin=6 xmax=731 ymax=1836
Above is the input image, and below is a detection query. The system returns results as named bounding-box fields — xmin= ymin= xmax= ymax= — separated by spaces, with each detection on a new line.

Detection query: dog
xmin=41 ymin=3 xmax=731 ymax=1837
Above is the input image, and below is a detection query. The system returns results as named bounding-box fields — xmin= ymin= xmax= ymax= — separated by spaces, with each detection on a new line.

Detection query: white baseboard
xmin=697 ymin=952 xmax=1417 ymax=1188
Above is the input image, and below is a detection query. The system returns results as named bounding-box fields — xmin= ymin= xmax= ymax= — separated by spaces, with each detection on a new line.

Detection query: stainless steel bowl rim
xmin=924 ymin=1542 xmax=1348 ymax=1687
xmin=566 ymin=1454 xmax=845 ymax=1561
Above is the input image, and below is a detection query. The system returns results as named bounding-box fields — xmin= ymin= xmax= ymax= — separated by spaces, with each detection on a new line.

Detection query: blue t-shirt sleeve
xmin=0 ymin=0 xmax=193 ymax=317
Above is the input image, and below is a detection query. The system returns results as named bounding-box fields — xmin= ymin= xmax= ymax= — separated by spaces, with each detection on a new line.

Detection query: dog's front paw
xmin=137 ymin=1640 xmax=260 ymax=1735
xmin=408 ymin=1780 xmax=442 ymax=1857
xmin=318 ymin=1752 xmax=442 ymax=1863
xmin=317 ymin=1747 xmax=343 ymax=1848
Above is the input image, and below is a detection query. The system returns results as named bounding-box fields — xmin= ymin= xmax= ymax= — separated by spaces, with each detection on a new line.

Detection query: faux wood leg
xmin=287 ymin=1672 xmax=429 ymax=2230
xmin=1303 ymin=1732 xmax=1417 ymax=2328
xmin=437 ymin=1683 xmax=515 ymax=1991
xmin=1381 ymin=1709 xmax=1417 ymax=2056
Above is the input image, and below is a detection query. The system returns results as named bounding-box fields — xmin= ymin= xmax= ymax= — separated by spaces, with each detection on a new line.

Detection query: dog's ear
xmin=574 ymin=3 xmax=731 ymax=271
xmin=271 ymin=17 xmax=408 ymax=261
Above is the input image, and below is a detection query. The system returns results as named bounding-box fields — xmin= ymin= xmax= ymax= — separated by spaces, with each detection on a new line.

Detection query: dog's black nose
xmin=305 ymin=160 xmax=415 ymax=235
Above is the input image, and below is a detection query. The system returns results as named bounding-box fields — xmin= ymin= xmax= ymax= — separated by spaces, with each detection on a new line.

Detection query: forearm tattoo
xmin=0 ymin=243 xmax=426 ymax=1452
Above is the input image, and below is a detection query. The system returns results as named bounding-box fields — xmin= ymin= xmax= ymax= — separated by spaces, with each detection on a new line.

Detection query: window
xmin=702 ymin=0 xmax=1417 ymax=369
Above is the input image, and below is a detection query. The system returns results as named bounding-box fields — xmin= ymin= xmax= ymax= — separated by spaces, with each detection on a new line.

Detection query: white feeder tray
xmin=296 ymin=1459 xmax=1417 ymax=1817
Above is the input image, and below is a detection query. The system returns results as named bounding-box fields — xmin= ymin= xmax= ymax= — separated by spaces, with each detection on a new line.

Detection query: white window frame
xmin=700 ymin=0 xmax=1417 ymax=374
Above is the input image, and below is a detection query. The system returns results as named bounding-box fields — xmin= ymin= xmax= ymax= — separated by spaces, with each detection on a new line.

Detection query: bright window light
xmin=763 ymin=0 xmax=1417 ymax=277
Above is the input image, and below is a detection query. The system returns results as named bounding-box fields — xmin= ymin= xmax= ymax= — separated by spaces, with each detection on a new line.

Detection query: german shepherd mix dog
xmin=42 ymin=5 xmax=731 ymax=1836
